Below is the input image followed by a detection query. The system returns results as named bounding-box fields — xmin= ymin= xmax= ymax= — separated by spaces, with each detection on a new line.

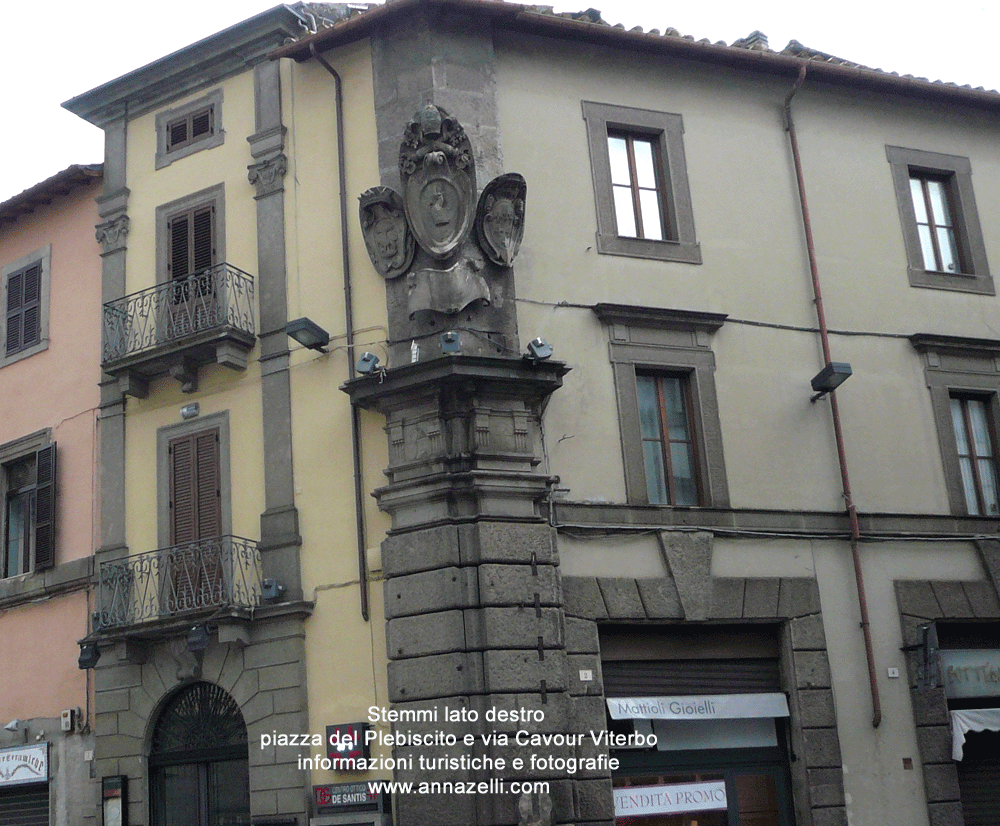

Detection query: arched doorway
xmin=149 ymin=681 xmax=250 ymax=826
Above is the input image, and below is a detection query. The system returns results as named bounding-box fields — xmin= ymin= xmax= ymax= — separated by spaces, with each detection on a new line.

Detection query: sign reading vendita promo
xmin=607 ymin=693 xmax=789 ymax=721
xmin=0 ymin=743 xmax=48 ymax=787
xmin=614 ymin=780 xmax=728 ymax=817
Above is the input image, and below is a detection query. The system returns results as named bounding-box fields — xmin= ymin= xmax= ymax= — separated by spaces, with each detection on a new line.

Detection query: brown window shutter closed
xmin=21 ymin=263 xmax=41 ymax=348
xmin=192 ymin=206 xmax=215 ymax=273
xmin=5 ymin=270 xmax=23 ymax=353
xmin=169 ymin=430 xmax=221 ymax=545
xmin=169 ymin=213 xmax=191 ymax=280
xmin=33 ymin=443 xmax=56 ymax=570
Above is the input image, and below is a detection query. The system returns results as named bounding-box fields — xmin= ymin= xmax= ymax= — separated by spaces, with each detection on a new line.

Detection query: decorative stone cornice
xmin=248 ymin=154 xmax=287 ymax=198
xmin=95 ymin=213 xmax=130 ymax=256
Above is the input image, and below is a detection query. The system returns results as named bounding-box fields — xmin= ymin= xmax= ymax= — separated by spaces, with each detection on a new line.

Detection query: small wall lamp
xmin=78 ymin=643 xmax=101 ymax=670
xmin=286 ymin=317 xmax=330 ymax=352
xmin=186 ymin=624 xmax=212 ymax=652
xmin=810 ymin=362 xmax=852 ymax=402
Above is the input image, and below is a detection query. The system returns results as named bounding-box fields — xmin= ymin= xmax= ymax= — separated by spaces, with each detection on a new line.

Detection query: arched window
xmin=149 ymin=681 xmax=250 ymax=826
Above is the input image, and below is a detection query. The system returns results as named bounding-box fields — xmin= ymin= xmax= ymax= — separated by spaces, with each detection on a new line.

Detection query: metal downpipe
xmin=311 ymin=42 xmax=370 ymax=622
xmin=784 ymin=64 xmax=881 ymax=727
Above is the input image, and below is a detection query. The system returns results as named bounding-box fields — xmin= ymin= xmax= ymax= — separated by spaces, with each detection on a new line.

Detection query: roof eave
xmin=0 ymin=165 xmax=103 ymax=228
xmin=271 ymin=0 xmax=1000 ymax=111
xmin=63 ymin=5 xmax=306 ymax=127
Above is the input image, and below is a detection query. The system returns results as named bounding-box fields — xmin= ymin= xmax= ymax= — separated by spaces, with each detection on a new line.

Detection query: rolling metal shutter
xmin=957 ymin=730 xmax=1000 ymax=826
xmin=0 ymin=784 xmax=49 ymax=826
xmin=603 ymin=658 xmax=781 ymax=696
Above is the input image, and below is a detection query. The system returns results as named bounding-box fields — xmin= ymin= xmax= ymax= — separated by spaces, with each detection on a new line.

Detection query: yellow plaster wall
xmin=279 ymin=41 xmax=392 ymax=780
xmin=120 ymin=69 xmax=266 ymax=553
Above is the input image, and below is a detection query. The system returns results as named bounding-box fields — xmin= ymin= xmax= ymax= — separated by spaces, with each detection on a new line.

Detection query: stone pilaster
xmin=347 ymin=356 xmax=604 ymax=826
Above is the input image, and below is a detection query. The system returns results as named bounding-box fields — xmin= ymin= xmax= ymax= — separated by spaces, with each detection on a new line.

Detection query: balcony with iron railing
xmin=102 ymin=264 xmax=256 ymax=397
xmin=93 ymin=536 xmax=262 ymax=632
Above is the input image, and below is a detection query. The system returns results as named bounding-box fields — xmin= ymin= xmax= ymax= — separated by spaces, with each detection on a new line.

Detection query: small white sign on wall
xmin=614 ymin=780 xmax=727 ymax=817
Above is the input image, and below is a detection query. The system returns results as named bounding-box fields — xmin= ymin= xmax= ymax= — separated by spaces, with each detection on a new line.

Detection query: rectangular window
xmin=1 ymin=437 xmax=56 ymax=578
xmin=950 ymin=395 xmax=1000 ymax=516
xmin=169 ymin=429 xmax=222 ymax=545
xmin=595 ymin=304 xmax=728 ymax=507
xmin=887 ymin=146 xmax=992 ymax=294
xmin=637 ymin=374 xmax=701 ymax=505
xmin=1 ymin=244 xmax=51 ymax=366
xmin=166 ymin=106 xmax=215 ymax=153
xmin=168 ymin=204 xmax=216 ymax=281
xmin=608 ymin=133 xmax=666 ymax=241
xmin=910 ymin=173 xmax=961 ymax=274
xmin=155 ymin=90 xmax=224 ymax=169
xmin=583 ymin=102 xmax=700 ymax=264
xmin=5 ymin=261 xmax=41 ymax=356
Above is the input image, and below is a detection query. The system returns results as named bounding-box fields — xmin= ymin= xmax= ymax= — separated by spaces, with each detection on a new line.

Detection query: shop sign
xmin=607 ymin=692 xmax=789 ymax=721
xmin=940 ymin=650 xmax=1000 ymax=699
xmin=614 ymin=780 xmax=727 ymax=817
xmin=314 ymin=781 xmax=382 ymax=813
xmin=0 ymin=743 xmax=48 ymax=787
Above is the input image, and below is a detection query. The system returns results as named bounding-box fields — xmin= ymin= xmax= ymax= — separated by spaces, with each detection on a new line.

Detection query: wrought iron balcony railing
xmin=102 ymin=264 xmax=255 ymax=365
xmin=94 ymin=536 xmax=262 ymax=631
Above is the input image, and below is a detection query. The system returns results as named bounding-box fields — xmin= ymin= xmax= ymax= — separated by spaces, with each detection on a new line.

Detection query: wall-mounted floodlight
xmin=3 ymin=719 xmax=22 ymax=732
xmin=810 ymin=362 xmax=852 ymax=402
xmin=78 ymin=643 xmax=101 ymax=670
xmin=186 ymin=624 xmax=211 ymax=653
xmin=525 ymin=337 xmax=553 ymax=363
xmin=440 ymin=331 xmax=461 ymax=355
xmin=180 ymin=403 xmax=200 ymax=420
xmin=286 ymin=317 xmax=330 ymax=352
xmin=356 ymin=352 xmax=382 ymax=375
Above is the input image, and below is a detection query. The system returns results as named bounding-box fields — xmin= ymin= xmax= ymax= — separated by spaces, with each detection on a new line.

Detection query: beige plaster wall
xmin=494 ymin=33 xmax=1000 ymax=516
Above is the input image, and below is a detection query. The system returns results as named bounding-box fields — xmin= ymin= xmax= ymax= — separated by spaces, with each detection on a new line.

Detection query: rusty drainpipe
xmin=784 ymin=64 xmax=882 ymax=727
xmin=310 ymin=42 xmax=370 ymax=622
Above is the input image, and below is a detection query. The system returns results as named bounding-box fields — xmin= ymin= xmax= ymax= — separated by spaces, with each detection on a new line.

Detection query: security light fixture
xmin=356 ymin=352 xmax=382 ymax=375
xmin=525 ymin=337 xmax=553 ymax=363
xmin=440 ymin=331 xmax=461 ymax=355
xmin=262 ymin=578 xmax=286 ymax=603
xmin=810 ymin=361 xmax=852 ymax=402
xmin=3 ymin=719 xmax=21 ymax=732
xmin=186 ymin=624 xmax=211 ymax=652
xmin=286 ymin=317 xmax=330 ymax=352
xmin=180 ymin=402 xmax=200 ymax=420
xmin=78 ymin=643 xmax=101 ymax=670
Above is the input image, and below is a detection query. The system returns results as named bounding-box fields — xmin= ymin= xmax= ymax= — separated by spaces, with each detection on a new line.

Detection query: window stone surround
xmin=895 ymin=538 xmax=1000 ymax=826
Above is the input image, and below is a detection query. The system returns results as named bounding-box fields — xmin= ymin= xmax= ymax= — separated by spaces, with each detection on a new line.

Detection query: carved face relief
xmin=360 ymin=187 xmax=414 ymax=279
xmin=475 ymin=173 xmax=526 ymax=267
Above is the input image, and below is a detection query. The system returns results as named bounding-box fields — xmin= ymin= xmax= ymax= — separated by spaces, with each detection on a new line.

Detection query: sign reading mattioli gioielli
xmin=0 ymin=743 xmax=48 ymax=787
xmin=607 ymin=693 xmax=790 ymax=721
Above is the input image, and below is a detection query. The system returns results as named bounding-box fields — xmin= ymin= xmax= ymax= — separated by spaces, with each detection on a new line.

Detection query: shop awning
xmin=607 ymin=693 xmax=789 ymax=721
xmin=951 ymin=708 xmax=1000 ymax=760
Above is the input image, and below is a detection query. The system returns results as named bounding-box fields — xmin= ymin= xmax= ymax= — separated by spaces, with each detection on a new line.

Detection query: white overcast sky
xmin=1 ymin=0 xmax=998 ymax=203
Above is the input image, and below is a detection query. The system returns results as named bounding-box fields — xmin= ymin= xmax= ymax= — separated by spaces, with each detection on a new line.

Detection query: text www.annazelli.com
xmin=367 ymin=780 xmax=550 ymax=795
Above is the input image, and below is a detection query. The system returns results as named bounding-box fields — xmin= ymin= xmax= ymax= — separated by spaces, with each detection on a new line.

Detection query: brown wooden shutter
xmin=169 ymin=213 xmax=190 ymax=280
xmin=21 ymin=263 xmax=40 ymax=348
xmin=191 ymin=108 xmax=213 ymax=140
xmin=168 ymin=118 xmax=188 ymax=151
xmin=33 ymin=442 xmax=56 ymax=570
xmin=169 ymin=429 xmax=221 ymax=545
xmin=192 ymin=205 xmax=215 ymax=273
xmin=5 ymin=269 xmax=22 ymax=353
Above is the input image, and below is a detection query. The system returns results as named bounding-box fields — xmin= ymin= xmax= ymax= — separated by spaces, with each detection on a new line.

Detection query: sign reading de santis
xmin=0 ymin=743 xmax=48 ymax=787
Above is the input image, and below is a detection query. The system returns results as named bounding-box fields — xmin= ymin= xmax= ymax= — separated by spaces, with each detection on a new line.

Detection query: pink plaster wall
xmin=0 ymin=175 xmax=102 ymax=722
xmin=0 ymin=590 xmax=90 ymax=717
xmin=0 ymin=178 xmax=102 ymax=562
